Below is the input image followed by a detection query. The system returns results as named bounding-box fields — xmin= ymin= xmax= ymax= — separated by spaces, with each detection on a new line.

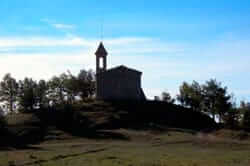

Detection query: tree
xmin=176 ymin=79 xmax=232 ymax=122
xmin=47 ymin=70 xmax=95 ymax=105
xmin=63 ymin=71 xmax=81 ymax=104
xmin=240 ymin=101 xmax=250 ymax=130
xmin=48 ymin=74 xmax=67 ymax=105
xmin=35 ymin=80 xmax=49 ymax=109
xmin=161 ymin=91 xmax=175 ymax=104
xmin=222 ymin=101 xmax=240 ymax=128
xmin=77 ymin=69 xmax=95 ymax=100
xmin=177 ymin=81 xmax=203 ymax=112
xmin=202 ymin=79 xmax=231 ymax=122
xmin=0 ymin=73 xmax=18 ymax=112
xmin=243 ymin=110 xmax=250 ymax=130
xmin=18 ymin=78 xmax=38 ymax=112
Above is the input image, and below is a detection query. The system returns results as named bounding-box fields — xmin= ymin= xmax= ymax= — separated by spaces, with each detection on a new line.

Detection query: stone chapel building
xmin=95 ymin=42 xmax=146 ymax=101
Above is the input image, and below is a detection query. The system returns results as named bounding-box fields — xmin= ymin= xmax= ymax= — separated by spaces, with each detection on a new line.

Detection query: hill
xmin=1 ymin=128 xmax=250 ymax=166
xmin=1 ymin=100 xmax=250 ymax=166
xmin=34 ymin=100 xmax=217 ymax=135
xmin=1 ymin=100 xmax=217 ymax=147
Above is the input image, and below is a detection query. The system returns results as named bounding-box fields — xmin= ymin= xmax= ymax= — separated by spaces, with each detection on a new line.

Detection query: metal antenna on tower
xmin=100 ymin=10 xmax=104 ymax=42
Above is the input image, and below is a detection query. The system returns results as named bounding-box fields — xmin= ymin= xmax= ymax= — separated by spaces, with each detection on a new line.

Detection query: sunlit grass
xmin=1 ymin=129 xmax=250 ymax=166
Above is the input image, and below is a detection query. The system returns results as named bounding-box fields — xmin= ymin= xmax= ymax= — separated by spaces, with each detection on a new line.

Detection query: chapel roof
xmin=95 ymin=42 xmax=108 ymax=56
xmin=105 ymin=65 xmax=142 ymax=74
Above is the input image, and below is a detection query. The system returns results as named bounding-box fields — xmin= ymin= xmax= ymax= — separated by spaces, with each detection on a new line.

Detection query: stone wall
xmin=96 ymin=67 xmax=146 ymax=101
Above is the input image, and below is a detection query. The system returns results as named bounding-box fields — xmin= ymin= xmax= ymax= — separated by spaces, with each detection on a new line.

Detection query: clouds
xmin=0 ymin=36 xmax=94 ymax=48
xmin=0 ymin=35 xmax=190 ymax=99
xmin=0 ymin=0 xmax=249 ymax=104
xmin=0 ymin=35 xmax=250 ymax=100
xmin=51 ymin=24 xmax=75 ymax=30
xmin=0 ymin=52 xmax=94 ymax=81
xmin=41 ymin=18 xmax=76 ymax=31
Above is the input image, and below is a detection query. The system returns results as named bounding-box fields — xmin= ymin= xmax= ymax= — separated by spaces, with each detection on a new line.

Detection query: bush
xmin=0 ymin=116 xmax=6 ymax=131
xmin=223 ymin=108 xmax=240 ymax=129
xmin=0 ymin=116 xmax=8 ymax=147
xmin=36 ymin=103 xmax=93 ymax=134
xmin=243 ymin=110 xmax=250 ymax=131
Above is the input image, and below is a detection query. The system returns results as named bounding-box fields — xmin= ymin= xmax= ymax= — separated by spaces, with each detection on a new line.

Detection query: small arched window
xmin=99 ymin=57 xmax=104 ymax=69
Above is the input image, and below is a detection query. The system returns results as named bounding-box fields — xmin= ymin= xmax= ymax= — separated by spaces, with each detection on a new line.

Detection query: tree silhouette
xmin=48 ymin=74 xmax=67 ymax=105
xmin=0 ymin=73 xmax=18 ymax=112
xmin=18 ymin=78 xmax=37 ymax=112
xmin=77 ymin=69 xmax=95 ymax=100
xmin=46 ymin=69 xmax=95 ymax=106
xmin=35 ymin=79 xmax=49 ymax=109
xmin=202 ymin=79 xmax=231 ymax=121
xmin=161 ymin=91 xmax=175 ymax=104
xmin=240 ymin=101 xmax=250 ymax=130
xmin=177 ymin=81 xmax=203 ymax=112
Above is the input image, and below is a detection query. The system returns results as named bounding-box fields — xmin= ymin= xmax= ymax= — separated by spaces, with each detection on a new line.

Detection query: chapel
xmin=95 ymin=42 xmax=146 ymax=101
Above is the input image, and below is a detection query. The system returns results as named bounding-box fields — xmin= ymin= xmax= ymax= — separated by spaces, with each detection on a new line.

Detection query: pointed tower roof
xmin=95 ymin=42 xmax=108 ymax=56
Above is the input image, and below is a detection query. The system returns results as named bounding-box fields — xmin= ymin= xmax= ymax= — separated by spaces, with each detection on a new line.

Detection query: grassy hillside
xmin=36 ymin=100 xmax=217 ymax=131
xmin=1 ymin=100 xmax=217 ymax=147
xmin=3 ymin=100 xmax=247 ymax=166
xmin=1 ymin=128 xmax=250 ymax=166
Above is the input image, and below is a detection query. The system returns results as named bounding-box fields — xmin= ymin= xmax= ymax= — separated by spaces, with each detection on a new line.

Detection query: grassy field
xmin=1 ymin=128 xmax=250 ymax=166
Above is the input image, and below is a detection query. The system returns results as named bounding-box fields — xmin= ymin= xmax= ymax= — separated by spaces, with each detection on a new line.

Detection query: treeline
xmin=161 ymin=79 xmax=250 ymax=130
xmin=0 ymin=70 xmax=249 ymax=131
xmin=0 ymin=69 xmax=95 ymax=113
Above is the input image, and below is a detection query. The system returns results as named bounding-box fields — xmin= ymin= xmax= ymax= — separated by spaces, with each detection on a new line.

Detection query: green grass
xmin=0 ymin=101 xmax=248 ymax=166
xmin=1 ymin=129 xmax=250 ymax=166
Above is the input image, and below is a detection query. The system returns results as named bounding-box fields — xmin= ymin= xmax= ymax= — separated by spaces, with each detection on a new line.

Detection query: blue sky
xmin=0 ymin=0 xmax=250 ymax=101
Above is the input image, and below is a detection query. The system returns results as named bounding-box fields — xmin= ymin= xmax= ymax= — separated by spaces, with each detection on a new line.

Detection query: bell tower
xmin=95 ymin=42 xmax=108 ymax=74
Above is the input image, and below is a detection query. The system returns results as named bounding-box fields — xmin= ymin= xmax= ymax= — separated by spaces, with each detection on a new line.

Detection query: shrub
xmin=0 ymin=116 xmax=7 ymax=140
xmin=243 ymin=110 xmax=250 ymax=131
xmin=0 ymin=116 xmax=6 ymax=130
